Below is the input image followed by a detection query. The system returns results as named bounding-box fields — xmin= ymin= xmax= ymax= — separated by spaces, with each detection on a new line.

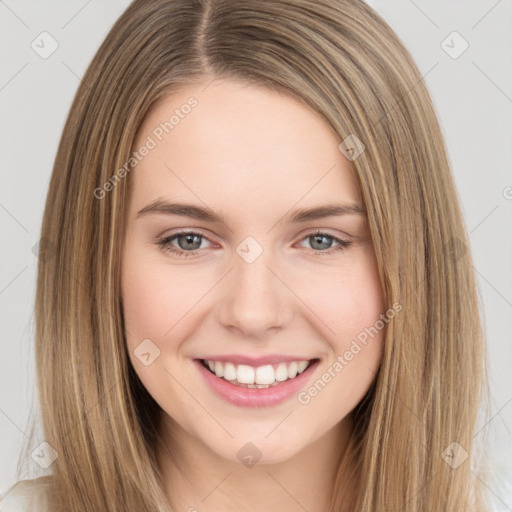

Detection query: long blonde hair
xmin=23 ymin=0 xmax=490 ymax=510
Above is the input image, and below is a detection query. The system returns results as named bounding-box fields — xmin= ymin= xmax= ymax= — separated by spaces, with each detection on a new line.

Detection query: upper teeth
xmin=205 ymin=359 xmax=311 ymax=385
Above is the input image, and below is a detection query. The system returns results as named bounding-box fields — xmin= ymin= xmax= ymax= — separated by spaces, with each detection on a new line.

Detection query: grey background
xmin=1 ymin=0 xmax=511 ymax=497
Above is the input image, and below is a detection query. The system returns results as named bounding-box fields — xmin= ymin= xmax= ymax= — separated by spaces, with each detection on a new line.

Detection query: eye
xmin=155 ymin=229 xmax=353 ymax=258
xmin=298 ymin=230 xmax=353 ymax=256
xmin=156 ymin=231 xmax=212 ymax=258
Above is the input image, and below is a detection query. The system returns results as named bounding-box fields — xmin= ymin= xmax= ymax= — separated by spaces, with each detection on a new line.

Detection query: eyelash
xmin=155 ymin=230 xmax=353 ymax=258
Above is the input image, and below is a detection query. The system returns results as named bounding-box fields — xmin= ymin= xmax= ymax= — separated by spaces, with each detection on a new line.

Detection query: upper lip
xmin=197 ymin=354 xmax=317 ymax=366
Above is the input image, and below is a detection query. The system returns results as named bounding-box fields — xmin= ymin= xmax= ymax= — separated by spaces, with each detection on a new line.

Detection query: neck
xmin=156 ymin=413 xmax=355 ymax=512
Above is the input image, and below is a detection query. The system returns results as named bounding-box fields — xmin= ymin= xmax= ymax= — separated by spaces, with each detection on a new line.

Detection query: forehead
xmin=130 ymin=79 xmax=361 ymax=220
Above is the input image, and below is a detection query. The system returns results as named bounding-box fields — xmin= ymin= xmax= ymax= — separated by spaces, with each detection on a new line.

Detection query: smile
xmin=200 ymin=359 xmax=313 ymax=388
xmin=194 ymin=357 xmax=320 ymax=408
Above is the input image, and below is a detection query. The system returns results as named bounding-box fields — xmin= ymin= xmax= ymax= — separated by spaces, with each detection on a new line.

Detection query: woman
xmin=1 ymin=0 xmax=500 ymax=510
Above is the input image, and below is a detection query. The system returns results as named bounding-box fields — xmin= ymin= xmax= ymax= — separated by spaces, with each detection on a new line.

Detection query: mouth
xmin=198 ymin=357 xmax=319 ymax=389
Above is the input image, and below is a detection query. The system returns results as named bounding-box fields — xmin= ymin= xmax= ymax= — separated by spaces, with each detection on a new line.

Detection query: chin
xmin=208 ymin=431 xmax=306 ymax=467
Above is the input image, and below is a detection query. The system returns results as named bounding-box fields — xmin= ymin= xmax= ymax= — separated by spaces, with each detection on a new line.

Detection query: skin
xmin=121 ymin=78 xmax=385 ymax=512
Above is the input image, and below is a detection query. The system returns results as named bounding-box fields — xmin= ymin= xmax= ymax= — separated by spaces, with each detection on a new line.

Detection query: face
xmin=121 ymin=79 xmax=385 ymax=465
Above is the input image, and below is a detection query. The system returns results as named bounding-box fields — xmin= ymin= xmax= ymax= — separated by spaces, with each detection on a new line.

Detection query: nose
xmin=216 ymin=246 xmax=294 ymax=338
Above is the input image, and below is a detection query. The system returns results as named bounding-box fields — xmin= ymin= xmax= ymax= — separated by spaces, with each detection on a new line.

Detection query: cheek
xmin=297 ymin=258 xmax=385 ymax=423
xmin=121 ymin=244 xmax=184 ymax=349
xmin=304 ymin=250 xmax=384 ymax=347
xmin=122 ymin=275 xmax=168 ymax=348
xmin=121 ymin=249 xmax=192 ymax=407
xmin=121 ymin=246 xmax=217 ymax=363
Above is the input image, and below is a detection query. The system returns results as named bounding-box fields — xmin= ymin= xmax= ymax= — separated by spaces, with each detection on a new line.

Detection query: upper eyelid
xmin=160 ymin=229 xmax=216 ymax=245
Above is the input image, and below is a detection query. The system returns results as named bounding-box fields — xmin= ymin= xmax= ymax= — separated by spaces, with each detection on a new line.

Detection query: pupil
xmin=180 ymin=234 xmax=201 ymax=250
xmin=311 ymin=234 xmax=332 ymax=250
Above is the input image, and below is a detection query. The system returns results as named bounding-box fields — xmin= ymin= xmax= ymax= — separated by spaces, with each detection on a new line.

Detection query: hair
xmin=18 ymin=0 xmax=490 ymax=510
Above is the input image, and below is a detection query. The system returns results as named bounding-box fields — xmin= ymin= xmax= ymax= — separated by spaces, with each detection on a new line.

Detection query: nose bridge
xmin=217 ymin=236 xmax=293 ymax=335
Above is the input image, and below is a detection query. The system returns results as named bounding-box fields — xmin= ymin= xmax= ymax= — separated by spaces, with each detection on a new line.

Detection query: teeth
xmin=297 ymin=361 xmax=309 ymax=374
xmin=237 ymin=364 xmax=255 ymax=384
xmin=255 ymin=365 xmax=275 ymax=385
xmin=203 ymin=359 xmax=312 ymax=386
xmin=287 ymin=362 xmax=298 ymax=379
xmin=275 ymin=363 xmax=289 ymax=382
xmin=214 ymin=361 xmax=224 ymax=378
xmin=224 ymin=362 xmax=237 ymax=381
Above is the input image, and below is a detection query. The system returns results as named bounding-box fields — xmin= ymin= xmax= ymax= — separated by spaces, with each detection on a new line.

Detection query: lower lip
xmin=194 ymin=359 xmax=319 ymax=408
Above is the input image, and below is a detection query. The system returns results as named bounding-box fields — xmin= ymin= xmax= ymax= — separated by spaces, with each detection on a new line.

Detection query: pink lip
xmin=194 ymin=358 xmax=319 ymax=408
xmin=198 ymin=354 xmax=315 ymax=366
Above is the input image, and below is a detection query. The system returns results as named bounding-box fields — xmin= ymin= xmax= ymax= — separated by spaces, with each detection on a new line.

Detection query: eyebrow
xmin=136 ymin=200 xmax=366 ymax=224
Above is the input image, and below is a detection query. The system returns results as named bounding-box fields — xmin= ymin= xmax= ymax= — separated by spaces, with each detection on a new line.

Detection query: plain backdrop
xmin=1 ymin=0 xmax=511 ymax=496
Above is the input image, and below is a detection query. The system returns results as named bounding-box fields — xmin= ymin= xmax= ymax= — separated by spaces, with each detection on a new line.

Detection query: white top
xmin=0 ymin=478 xmax=49 ymax=512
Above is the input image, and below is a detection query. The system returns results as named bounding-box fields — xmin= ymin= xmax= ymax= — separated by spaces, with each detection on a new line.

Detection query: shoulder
xmin=0 ymin=477 xmax=50 ymax=512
